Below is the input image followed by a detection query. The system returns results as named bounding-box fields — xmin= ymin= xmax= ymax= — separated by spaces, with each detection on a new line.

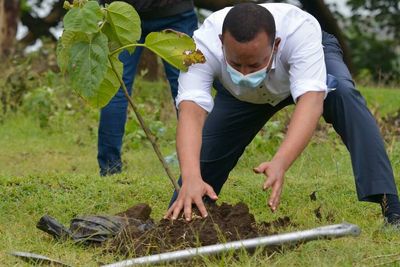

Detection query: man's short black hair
xmin=222 ymin=3 xmax=276 ymax=45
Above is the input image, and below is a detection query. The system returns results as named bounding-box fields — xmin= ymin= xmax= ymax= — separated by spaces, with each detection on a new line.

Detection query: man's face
xmin=221 ymin=31 xmax=276 ymax=76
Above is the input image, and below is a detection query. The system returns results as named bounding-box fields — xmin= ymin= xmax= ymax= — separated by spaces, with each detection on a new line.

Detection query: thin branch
xmin=110 ymin=43 xmax=145 ymax=56
xmin=108 ymin=55 xmax=180 ymax=193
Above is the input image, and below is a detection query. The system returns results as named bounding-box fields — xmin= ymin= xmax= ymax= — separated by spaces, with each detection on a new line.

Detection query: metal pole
xmin=102 ymin=223 xmax=361 ymax=267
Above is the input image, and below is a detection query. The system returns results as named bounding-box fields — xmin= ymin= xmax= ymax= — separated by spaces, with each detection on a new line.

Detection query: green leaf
xmin=57 ymin=37 xmax=68 ymax=73
xmin=104 ymin=1 xmax=141 ymax=51
xmin=56 ymin=31 xmax=89 ymax=73
xmin=101 ymin=22 xmax=124 ymax=52
xmin=67 ymin=32 xmax=109 ymax=101
xmin=144 ymin=30 xmax=205 ymax=71
xmin=87 ymin=55 xmax=123 ymax=108
xmin=63 ymin=1 xmax=103 ymax=34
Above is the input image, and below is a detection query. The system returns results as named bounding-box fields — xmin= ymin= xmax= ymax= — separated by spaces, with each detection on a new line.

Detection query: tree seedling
xmin=57 ymin=0 xmax=205 ymax=191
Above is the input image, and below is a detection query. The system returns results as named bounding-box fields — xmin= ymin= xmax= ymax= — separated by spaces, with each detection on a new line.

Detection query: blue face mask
xmin=226 ymin=64 xmax=269 ymax=88
xmin=225 ymin=42 xmax=275 ymax=88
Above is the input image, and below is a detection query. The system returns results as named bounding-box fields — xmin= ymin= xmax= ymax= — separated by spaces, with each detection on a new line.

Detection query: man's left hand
xmin=253 ymin=160 xmax=286 ymax=212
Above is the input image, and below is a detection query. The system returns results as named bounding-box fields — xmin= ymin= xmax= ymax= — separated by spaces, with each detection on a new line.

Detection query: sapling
xmin=57 ymin=0 xmax=205 ymax=191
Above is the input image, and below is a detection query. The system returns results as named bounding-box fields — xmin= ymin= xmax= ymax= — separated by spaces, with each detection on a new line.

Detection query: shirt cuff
xmin=291 ymin=79 xmax=328 ymax=103
xmin=175 ymin=90 xmax=214 ymax=113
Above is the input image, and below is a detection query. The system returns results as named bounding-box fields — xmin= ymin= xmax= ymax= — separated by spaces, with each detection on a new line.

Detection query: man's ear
xmin=219 ymin=34 xmax=223 ymax=45
xmin=273 ymin=37 xmax=281 ymax=53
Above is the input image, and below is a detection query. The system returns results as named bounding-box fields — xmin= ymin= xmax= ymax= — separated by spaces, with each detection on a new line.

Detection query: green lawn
xmin=0 ymin=83 xmax=399 ymax=266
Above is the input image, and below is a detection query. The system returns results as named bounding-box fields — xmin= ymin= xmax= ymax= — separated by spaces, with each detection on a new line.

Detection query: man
xmin=97 ymin=0 xmax=197 ymax=176
xmin=165 ymin=3 xmax=400 ymax=226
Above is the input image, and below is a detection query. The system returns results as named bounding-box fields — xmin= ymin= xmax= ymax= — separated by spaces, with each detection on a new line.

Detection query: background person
xmin=97 ymin=0 xmax=198 ymax=176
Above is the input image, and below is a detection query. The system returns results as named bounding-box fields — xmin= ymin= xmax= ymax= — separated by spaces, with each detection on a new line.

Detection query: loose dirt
xmin=110 ymin=202 xmax=293 ymax=257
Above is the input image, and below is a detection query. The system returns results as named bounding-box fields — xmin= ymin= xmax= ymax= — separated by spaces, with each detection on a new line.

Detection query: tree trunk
xmin=0 ymin=0 xmax=19 ymax=58
xmin=20 ymin=0 xmax=65 ymax=45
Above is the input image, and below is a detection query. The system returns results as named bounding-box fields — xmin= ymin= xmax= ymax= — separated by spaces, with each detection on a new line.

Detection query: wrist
xmin=181 ymin=171 xmax=202 ymax=182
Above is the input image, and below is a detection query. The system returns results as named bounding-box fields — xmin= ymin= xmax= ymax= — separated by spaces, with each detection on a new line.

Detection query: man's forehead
xmin=221 ymin=31 xmax=272 ymax=45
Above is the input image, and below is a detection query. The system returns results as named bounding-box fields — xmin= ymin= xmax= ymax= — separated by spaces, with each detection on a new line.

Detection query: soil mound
xmin=110 ymin=202 xmax=292 ymax=257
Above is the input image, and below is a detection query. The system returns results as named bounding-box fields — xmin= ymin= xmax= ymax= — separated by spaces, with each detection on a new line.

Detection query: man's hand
xmin=166 ymin=100 xmax=215 ymax=221
xmin=253 ymin=160 xmax=285 ymax=212
xmin=253 ymin=91 xmax=324 ymax=213
xmin=164 ymin=179 xmax=218 ymax=221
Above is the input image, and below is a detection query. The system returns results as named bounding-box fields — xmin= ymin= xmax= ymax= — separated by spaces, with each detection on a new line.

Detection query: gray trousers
xmin=170 ymin=32 xmax=397 ymax=204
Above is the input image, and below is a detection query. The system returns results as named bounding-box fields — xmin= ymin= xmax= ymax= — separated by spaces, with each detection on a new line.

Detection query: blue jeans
xmin=98 ymin=10 xmax=198 ymax=176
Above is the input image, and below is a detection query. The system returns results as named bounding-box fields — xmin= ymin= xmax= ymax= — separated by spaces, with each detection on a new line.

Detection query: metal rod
xmin=102 ymin=223 xmax=360 ymax=267
xmin=10 ymin=251 xmax=71 ymax=266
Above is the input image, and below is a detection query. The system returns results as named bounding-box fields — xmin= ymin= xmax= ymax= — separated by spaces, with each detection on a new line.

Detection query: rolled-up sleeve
xmin=175 ymin=18 xmax=221 ymax=113
xmin=176 ymin=61 xmax=215 ymax=112
xmin=286 ymin=17 xmax=327 ymax=102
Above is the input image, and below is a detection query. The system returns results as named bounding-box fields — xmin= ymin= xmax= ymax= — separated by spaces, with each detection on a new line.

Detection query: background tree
xmin=0 ymin=0 xmax=19 ymax=57
xmin=345 ymin=0 xmax=399 ymax=84
xmin=19 ymin=0 xmax=66 ymax=45
xmin=1 ymin=0 xmax=399 ymax=84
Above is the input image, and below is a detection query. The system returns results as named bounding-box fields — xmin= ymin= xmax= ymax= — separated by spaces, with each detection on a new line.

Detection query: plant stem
xmin=108 ymin=56 xmax=180 ymax=193
xmin=110 ymin=44 xmax=146 ymax=57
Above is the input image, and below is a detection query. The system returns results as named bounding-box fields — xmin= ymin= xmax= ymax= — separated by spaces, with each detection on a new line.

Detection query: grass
xmin=360 ymin=87 xmax=400 ymax=116
xmin=0 ymin=79 xmax=399 ymax=266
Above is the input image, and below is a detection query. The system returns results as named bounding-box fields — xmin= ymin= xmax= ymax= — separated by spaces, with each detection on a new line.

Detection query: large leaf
xmin=56 ymin=31 xmax=89 ymax=73
xmin=145 ymin=30 xmax=205 ymax=71
xmin=67 ymin=32 xmax=109 ymax=101
xmin=63 ymin=1 xmax=103 ymax=34
xmin=101 ymin=22 xmax=121 ymax=52
xmin=104 ymin=1 xmax=141 ymax=51
xmin=87 ymin=55 xmax=123 ymax=108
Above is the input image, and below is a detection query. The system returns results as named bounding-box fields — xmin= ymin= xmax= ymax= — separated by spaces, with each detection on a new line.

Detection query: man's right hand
xmin=168 ymin=101 xmax=215 ymax=221
xmin=164 ymin=178 xmax=218 ymax=221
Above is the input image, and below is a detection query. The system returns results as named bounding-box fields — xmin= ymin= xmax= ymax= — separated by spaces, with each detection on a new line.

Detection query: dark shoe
xmin=385 ymin=213 xmax=400 ymax=227
xmin=100 ymin=164 xmax=122 ymax=176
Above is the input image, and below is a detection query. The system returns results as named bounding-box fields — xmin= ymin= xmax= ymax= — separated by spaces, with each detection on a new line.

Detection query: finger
xmin=194 ymin=198 xmax=208 ymax=218
xmin=171 ymin=200 xmax=184 ymax=220
xmin=184 ymin=199 xmax=193 ymax=221
xmin=253 ymin=167 xmax=261 ymax=174
xmin=164 ymin=203 xmax=175 ymax=219
xmin=263 ymin=177 xmax=274 ymax=191
xmin=269 ymin=184 xmax=282 ymax=212
xmin=205 ymin=186 xmax=218 ymax=200
xmin=253 ymin=162 xmax=269 ymax=174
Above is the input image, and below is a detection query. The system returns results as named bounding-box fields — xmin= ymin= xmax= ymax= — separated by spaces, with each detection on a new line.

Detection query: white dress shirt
xmin=176 ymin=3 xmax=328 ymax=112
